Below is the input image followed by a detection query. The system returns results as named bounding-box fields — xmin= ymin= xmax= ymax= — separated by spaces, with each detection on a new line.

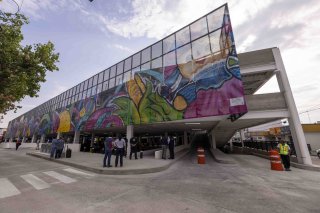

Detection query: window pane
xmin=176 ymin=26 xmax=190 ymax=48
xmin=86 ymin=88 xmax=91 ymax=98
xmin=97 ymin=83 xmax=103 ymax=94
xmin=141 ymin=62 xmax=150 ymax=71
xmin=207 ymin=7 xmax=225 ymax=32
xmin=177 ymin=44 xmax=192 ymax=64
xmin=132 ymin=52 xmax=140 ymax=68
xmin=91 ymin=85 xmax=97 ymax=96
xmin=141 ymin=47 xmax=151 ymax=64
xmin=84 ymin=80 xmax=88 ymax=90
xmin=151 ymin=57 xmax=162 ymax=69
xmin=109 ymin=78 xmax=115 ymax=89
xmin=124 ymin=57 xmax=132 ymax=71
xmin=98 ymin=72 xmax=104 ymax=84
xmin=116 ymin=61 xmax=124 ymax=75
xmin=88 ymin=77 xmax=93 ymax=88
xmin=103 ymin=81 xmax=109 ymax=91
xmin=116 ymin=75 xmax=123 ymax=86
xmin=110 ymin=65 xmax=116 ymax=78
xmin=152 ymin=41 xmax=162 ymax=59
xmin=163 ymin=51 xmax=176 ymax=67
xmin=124 ymin=71 xmax=132 ymax=82
xmin=76 ymin=85 xmax=80 ymax=94
xmin=80 ymin=82 xmax=84 ymax=92
xmin=192 ymin=36 xmax=211 ymax=60
xmin=104 ymin=69 xmax=110 ymax=80
xmin=190 ymin=17 xmax=208 ymax=41
xmin=209 ymin=30 xmax=222 ymax=53
xmin=132 ymin=66 xmax=140 ymax=76
xmin=163 ymin=34 xmax=175 ymax=54
xmin=93 ymin=74 xmax=98 ymax=86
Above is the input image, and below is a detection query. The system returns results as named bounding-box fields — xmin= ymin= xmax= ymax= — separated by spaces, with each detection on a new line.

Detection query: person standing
xmin=123 ymin=137 xmax=128 ymax=158
xmin=277 ymin=140 xmax=291 ymax=171
xmin=130 ymin=136 xmax=138 ymax=160
xmin=50 ymin=138 xmax=58 ymax=158
xmin=56 ymin=137 xmax=65 ymax=159
xmin=114 ymin=136 xmax=125 ymax=167
xmin=36 ymin=139 xmax=40 ymax=150
xmin=103 ymin=137 xmax=113 ymax=167
xmin=161 ymin=136 xmax=168 ymax=159
xmin=16 ymin=138 xmax=22 ymax=150
xmin=168 ymin=135 xmax=175 ymax=159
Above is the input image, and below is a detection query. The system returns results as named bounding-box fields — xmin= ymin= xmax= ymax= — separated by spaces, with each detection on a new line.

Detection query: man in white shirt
xmin=114 ymin=136 xmax=125 ymax=167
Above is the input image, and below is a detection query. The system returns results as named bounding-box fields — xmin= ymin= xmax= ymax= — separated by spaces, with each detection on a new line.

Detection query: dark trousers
xmin=50 ymin=147 xmax=56 ymax=158
xmin=130 ymin=146 xmax=138 ymax=159
xmin=55 ymin=149 xmax=62 ymax=159
xmin=169 ymin=146 xmax=174 ymax=159
xmin=103 ymin=150 xmax=112 ymax=167
xmin=115 ymin=148 xmax=124 ymax=167
xmin=280 ymin=154 xmax=290 ymax=169
xmin=16 ymin=143 xmax=21 ymax=150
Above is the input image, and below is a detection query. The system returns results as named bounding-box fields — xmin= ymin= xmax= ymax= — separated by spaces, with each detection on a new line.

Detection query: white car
xmin=317 ymin=149 xmax=320 ymax=159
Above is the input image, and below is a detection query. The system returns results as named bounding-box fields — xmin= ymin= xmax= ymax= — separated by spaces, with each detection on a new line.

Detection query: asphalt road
xmin=1 ymin=148 xmax=320 ymax=213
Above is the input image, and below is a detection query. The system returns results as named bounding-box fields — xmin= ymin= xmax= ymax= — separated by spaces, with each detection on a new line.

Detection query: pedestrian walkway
xmin=0 ymin=167 xmax=95 ymax=199
xmin=27 ymin=149 xmax=189 ymax=175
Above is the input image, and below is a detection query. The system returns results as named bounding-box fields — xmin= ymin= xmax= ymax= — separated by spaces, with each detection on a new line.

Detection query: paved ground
xmin=1 ymin=148 xmax=320 ymax=213
xmin=26 ymin=148 xmax=188 ymax=175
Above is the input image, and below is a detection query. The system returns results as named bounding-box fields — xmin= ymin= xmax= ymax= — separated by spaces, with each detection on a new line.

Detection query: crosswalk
xmin=0 ymin=168 xmax=95 ymax=199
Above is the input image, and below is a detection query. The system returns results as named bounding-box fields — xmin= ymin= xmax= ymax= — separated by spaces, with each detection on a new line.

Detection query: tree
xmin=0 ymin=11 xmax=59 ymax=116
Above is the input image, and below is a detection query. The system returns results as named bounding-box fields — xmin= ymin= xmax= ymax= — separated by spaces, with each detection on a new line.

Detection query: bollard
xmin=269 ymin=150 xmax=283 ymax=171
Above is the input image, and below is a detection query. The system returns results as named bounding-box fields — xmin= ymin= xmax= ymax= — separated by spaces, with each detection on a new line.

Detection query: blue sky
xmin=1 ymin=0 xmax=320 ymax=128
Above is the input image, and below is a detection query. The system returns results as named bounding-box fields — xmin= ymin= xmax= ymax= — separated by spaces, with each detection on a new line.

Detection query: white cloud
xmin=113 ymin=44 xmax=134 ymax=53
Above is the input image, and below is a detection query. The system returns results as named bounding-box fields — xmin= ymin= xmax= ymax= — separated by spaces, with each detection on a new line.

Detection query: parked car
xmin=316 ymin=149 xmax=320 ymax=159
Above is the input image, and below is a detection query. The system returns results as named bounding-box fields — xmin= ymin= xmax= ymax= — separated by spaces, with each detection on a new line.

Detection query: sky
xmin=1 ymin=0 xmax=320 ymax=129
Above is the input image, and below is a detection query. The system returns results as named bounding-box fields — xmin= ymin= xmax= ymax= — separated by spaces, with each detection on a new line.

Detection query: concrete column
xmin=57 ymin=132 xmax=61 ymax=139
xmin=40 ymin=134 xmax=45 ymax=143
xmin=31 ymin=134 xmax=37 ymax=143
xmin=9 ymin=137 xmax=13 ymax=143
xmin=210 ymin=130 xmax=217 ymax=149
xmin=73 ymin=131 xmax=80 ymax=144
xmin=90 ymin=133 xmax=95 ymax=147
xmin=273 ymin=48 xmax=312 ymax=165
xmin=230 ymin=140 xmax=233 ymax=152
xmin=22 ymin=137 xmax=26 ymax=143
xmin=126 ymin=125 xmax=134 ymax=157
xmin=183 ymin=131 xmax=188 ymax=147
xmin=240 ymin=130 xmax=245 ymax=148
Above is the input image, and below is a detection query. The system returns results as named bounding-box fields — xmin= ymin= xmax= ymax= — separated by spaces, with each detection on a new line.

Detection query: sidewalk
xmin=26 ymin=149 xmax=189 ymax=175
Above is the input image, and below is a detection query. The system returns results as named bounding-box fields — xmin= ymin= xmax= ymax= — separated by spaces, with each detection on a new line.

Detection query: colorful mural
xmin=6 ymin=4 xmax=247 ymax=138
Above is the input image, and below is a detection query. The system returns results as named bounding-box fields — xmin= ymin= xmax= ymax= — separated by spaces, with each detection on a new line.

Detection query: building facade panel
xmin=6 ymin=4 xmax=247 ymax=139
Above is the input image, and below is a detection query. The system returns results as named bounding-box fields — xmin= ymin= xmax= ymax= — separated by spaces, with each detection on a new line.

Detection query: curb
xmin=26 ymin=150 xmax=189 ymax=175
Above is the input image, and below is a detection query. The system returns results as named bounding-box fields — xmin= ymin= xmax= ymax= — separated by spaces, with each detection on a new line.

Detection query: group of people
xmin=103 ymin=136 xmax=141 ymax=168
xmin=161 ymin=135 xmax=175 ymax=160
xmin=50 ymin=137 xmax=65 ymax=159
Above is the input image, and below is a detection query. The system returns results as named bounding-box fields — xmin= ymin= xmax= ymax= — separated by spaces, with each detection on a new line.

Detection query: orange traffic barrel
xmin=197 ymin=147 xmax=204 ymax=154
xmin=269 ymin=150 xmax=283 ymax=171
xmin=198 ymin=154 xmax=205 ymax=164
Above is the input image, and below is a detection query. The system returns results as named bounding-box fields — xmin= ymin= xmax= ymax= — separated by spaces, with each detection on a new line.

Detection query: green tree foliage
xmin=0 ymin=11 xmax=59 ymax=115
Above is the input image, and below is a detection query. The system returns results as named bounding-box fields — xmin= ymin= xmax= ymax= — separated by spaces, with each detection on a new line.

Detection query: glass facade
xmin=6 ymin=4 xmax=247 ymax=138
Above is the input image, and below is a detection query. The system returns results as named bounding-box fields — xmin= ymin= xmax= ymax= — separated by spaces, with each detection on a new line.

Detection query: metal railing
xmin=232 ymin=140 xmax=296 ymax=155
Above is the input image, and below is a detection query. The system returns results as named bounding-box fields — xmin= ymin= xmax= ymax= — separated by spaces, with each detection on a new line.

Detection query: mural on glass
xmin=6 ymin=4 xmax=247 ymax=138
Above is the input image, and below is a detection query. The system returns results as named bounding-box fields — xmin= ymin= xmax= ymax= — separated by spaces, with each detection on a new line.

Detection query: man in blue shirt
xmin=103 ymin=137 xmax=113 ymax=167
